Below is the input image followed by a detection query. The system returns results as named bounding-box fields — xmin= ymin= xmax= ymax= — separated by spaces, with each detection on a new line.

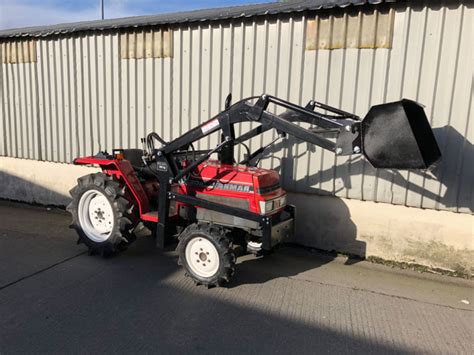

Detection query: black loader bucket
xmin=361 ymin=99 xmax=441 ymax=169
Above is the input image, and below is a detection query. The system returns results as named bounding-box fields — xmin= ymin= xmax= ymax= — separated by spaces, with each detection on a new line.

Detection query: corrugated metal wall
xmin=0 ymin=1 xmax=472 ymax=213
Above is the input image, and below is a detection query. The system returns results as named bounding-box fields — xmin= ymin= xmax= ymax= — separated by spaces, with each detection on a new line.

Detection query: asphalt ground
xmin=0 ymin=200 xmax=472 ymax=354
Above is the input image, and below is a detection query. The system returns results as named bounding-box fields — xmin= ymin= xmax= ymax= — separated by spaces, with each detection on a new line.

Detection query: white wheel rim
xmin=77 ymin=190 xmax=114 ymax=242
xmin=185 ymin=237 xmax=220 ymax=278
xmin=248 ymin=241 xmax=262 ymax=250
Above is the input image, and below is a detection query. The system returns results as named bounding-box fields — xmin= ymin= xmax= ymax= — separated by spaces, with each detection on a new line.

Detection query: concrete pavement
xmin=0 ymin=200 xmax=472 ymax=354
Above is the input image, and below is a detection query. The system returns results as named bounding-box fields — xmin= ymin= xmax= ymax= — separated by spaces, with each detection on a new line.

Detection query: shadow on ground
xmin=0 ymin=232 xmax=401 ymax=353
xmin=1 ymin=202 xmax=471 ymax=353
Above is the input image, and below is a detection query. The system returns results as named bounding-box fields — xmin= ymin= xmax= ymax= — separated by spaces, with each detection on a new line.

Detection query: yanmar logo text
xmin=187 ymin=179 xmax=253 ymax=193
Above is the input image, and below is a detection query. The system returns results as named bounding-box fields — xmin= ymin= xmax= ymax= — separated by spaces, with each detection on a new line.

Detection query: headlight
xmin=259 ymin=200 xmax=274 ymax=214
xmin=259 ymin=195 xmax=287 ymax=215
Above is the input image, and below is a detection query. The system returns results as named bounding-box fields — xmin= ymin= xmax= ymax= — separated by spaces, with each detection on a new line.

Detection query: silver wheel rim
xmin=185 ymin=237 xmax=220 ymax=278
xmin=78 ymin=190 xmax=114 ymax=243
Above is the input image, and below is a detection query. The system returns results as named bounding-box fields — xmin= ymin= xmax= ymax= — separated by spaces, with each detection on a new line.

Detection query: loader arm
xmin=158 ymin=95 xmax=362 ymax=176
xmin=150 ymin=93 xmax=441 ymax=183
xmin=149 ymin=94 xmax=440 ymax=247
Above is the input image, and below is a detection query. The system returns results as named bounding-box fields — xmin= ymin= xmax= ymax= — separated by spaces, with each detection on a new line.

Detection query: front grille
xmin=195 ymin=193 xmax=250 ymax=210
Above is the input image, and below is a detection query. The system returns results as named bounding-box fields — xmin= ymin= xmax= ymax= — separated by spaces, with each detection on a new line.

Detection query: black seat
xmin=122 ymin=149 xmax=144 ymax=168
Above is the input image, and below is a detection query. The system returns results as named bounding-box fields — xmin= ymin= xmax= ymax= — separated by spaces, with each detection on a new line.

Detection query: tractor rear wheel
xmin=67 ymin=173 xmax=137 ymax=256
xmin=177 ymin=223 xmax=236 ymax=287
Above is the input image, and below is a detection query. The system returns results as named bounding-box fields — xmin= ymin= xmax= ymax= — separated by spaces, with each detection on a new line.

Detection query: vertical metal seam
xmin=434 ymin=4 xmax=465 ymax=212
xmin=58 ymin=38 xmax=66 ymax=161
xmin=117 ymin=33 xmax=123 ymax=148
xmin=1 ymin=47 xmax=8 ymax=156
xmin=53 ymin=39 xmax=60 ymax=161
xmin=151 ymin=30 xmax=156 ymax=134
xmin=94 ymin=35 xmax=101 ymax=152
xmin=143 ymin=32 xmax=147 ymax=140
xmin=33 ymin=40 xmax=42 ymax=160
xmin=335 ymin=13 xmax=349 ymax=197
xmin=454 ymin=77 xmax=472 ymax=212
xmin=160 ymin=30 xmax=165 ymax=142
xmin=169 ymin=29 xmax=174 ymax=143
xmin=126 ymin=33 xmax=130 ymax=148
xmin=196 ymin=26 xmax=202 ymax=149
xmin=284 ymin=18 xmax=294 ymax=189
xmin=239 ymin=20 xmax=246 ymax=102
xmin=187 ymin=25 xmax=192 ymax=142
xmin=318 ymin=15 xmax=331 ymax=192
xmin=260 ymin=18 xmax=269 ymax=152
xmin=250 ymin=20 xmax=257 ymax=97
xmin=324 ymin=17 xmax=334 ymax=195
xmin=207 ymin=23 xmax=213 ymax=148
xmin=66 ymin=38 xmax=73 ymax=160
xmin=420 ymin=5 xmax=445 ymax=208
xmin=177 ymin=27 xmax=183 ymax=136
xmin=388 ymin=6 xmax=411 ymax=205
xmin=217 ymin=23 xmax=224 ymax=113
xmin=6 ymin=60 xmax=12 ymax=156
xmin=78 ymin=37 xmax=85 ymax=156
xmin=23 ymin=51 xmax=29 ymax=158
xmin=110 ymin=33 xmax=115 ymax=149
xmin=22 ymin=55 xmax=28 ymax=158
xmin=228 ymin=23 xmax=234 ymax=97
xmin=12 ymin=55 xmax=20 ymax=157
xmin=404 ymin=5 xmax=429 ymax=208
xmin=346 ymin=11 xmax=361 ymax=198
xmin=360 ymin=9 xmax=379 ymax=201
xmin=103 ymin=34 xmax=109 ymax=150
xmin=40 ymin=40 xmax=48 ymax=159
xmin=306 ymin=14 xmax=319 ymax=189
xmin=134 ymin=34 xmax=139 ymax=148
xmin=270 ymin=18 xmax=282 ymax=169
xmin=373 ymin=8 xmax=394 ymax=203
xmin=86 ymin=36 xmax=94 ymax=154
xmin=294 ymin=15 xmax=307 ymax=192
xmin=62 ymin=38 xmax=68 ymax=161
xmin=12 ymin=50 xmax=23 ymax=158
xmin=248 ymin=21 xmax=257 ymax=155
xmin=72 ymin=38 xmax=77 ymax=157
xmin=234 ymin=21 xmax=246 ymax=159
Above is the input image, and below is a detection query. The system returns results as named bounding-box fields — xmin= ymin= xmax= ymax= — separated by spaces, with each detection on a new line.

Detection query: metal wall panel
xmin=0 ymin=1 xmax=472 ymax=213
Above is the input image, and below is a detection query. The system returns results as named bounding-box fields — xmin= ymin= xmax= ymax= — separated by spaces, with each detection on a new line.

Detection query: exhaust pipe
xmin=361 ymin=99 xmax=441 ymax=169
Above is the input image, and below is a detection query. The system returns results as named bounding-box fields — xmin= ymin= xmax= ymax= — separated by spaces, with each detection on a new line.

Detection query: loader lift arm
xmin=151 ymin=94 xmax=364 ymax=248
xmin=158 ymin=94 xmax=362 ymax=176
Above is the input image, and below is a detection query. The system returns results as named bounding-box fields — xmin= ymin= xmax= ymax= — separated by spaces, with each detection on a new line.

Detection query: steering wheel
xmin=237 ymin=142 xmax=252 ymax=166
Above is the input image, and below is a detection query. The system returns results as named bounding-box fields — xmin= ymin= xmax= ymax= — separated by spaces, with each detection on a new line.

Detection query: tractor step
xmin=140 ymin=211 xmax=179 ymax=223
xmin=141 ymin=211 xmax=159 ymax=223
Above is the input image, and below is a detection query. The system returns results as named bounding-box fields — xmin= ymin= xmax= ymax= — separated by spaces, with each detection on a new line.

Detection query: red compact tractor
xmin=67 ymin=94 xmax=441 ymax=286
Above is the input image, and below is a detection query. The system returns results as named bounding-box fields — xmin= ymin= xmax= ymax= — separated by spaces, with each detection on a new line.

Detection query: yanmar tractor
xmin=67 ymin=94 xmax=441 ymax=287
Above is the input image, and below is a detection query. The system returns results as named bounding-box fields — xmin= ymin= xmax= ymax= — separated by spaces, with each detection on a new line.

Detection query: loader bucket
xmin=361 ymin=99 xmax=441 ymax=169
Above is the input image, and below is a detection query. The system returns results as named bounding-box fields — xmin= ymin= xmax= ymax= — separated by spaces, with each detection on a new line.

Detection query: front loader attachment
xmin=361 ymin=99 xmax=441 ymax=169
xmin=152 ymin=94 xmax=441 ymax=181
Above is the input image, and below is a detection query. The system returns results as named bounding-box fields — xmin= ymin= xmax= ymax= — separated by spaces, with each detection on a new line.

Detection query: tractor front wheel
xmin=67 ymin=173 xmax=137 ymax=256
xmin=177 ymin=223 xmax=236 ymax=287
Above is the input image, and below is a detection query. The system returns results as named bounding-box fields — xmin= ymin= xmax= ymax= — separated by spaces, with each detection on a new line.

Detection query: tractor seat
xmin=122 ymin=149 xmax=144 ymax=169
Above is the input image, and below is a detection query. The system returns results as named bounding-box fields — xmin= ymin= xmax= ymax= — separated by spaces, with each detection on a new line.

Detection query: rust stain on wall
xmin=306 ymin=9 xmax=394 ymax=50
xmin=120 ymin=28 xmax=172 ymax=59
xmin=1 ymin=40 xmax=37 ymax=63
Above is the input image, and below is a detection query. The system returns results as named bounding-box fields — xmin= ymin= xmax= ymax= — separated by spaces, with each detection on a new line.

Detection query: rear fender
xmin=73 ymin=156 xmax=150 ymax=215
